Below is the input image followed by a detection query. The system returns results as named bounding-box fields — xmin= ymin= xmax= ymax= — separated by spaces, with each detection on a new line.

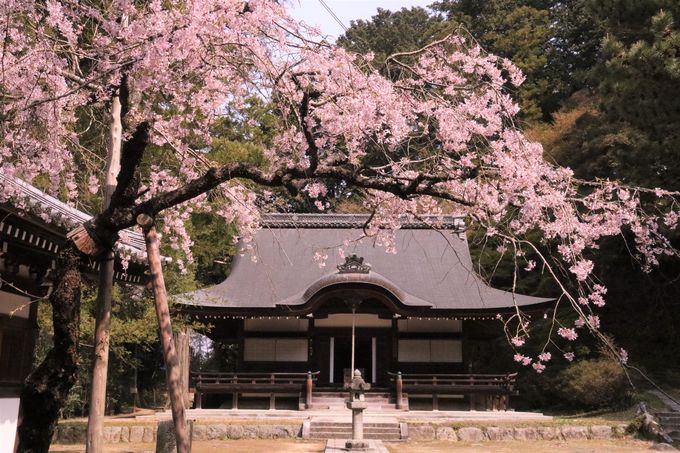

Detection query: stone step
xmin=312 ymin=402 xmax=396 ymax=409
xmin=310 ymin=427 xmax=401 ymax=434
xmin=658 ymin=416 xmax=680 ymax=421
xmin=658 ymin=419 xmax=680 ymax=424
xmin=308 ymin=421 xmax=403 ymax=441
xmin=312 ymin=422 xmax=398 ymax=428
xmin=313 ymin=393 xmax=392 ymax=398
xmin=309 ymin=432 xmax=401 ymax=440
xmin=312 ymin=398 xmax=391 ymax=403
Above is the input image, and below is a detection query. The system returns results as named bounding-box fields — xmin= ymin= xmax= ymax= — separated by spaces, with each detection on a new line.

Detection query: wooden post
xmin=432 ymin=375 xmax=438 ymax=411
xmin=195 ymin=391 xmax=202 ymax=409
xmin=350 ymin=306 xmax=356 ymax=374
xmin=395 ymin=372 xmax=403 ymax=410
xmin=139 ymin=215 xmax=190 ymax=453
xmin=87 ymin=94 xmax=123 ymax=453
xmin=469 ymin=375 xmax=476 ymax=410
xmin=269 ymin=373 xmax=275 ymax=410
xmin=306 ymin=371 xmax=313 ymax=409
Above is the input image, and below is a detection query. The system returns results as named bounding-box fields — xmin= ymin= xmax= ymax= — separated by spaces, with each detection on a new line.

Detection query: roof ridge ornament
xmin=337 ymin=254 xmax=371 ymax=274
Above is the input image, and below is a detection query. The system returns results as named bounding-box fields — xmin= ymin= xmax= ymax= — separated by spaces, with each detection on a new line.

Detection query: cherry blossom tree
xmin=2 ymin=0 xmax=679 ymax=451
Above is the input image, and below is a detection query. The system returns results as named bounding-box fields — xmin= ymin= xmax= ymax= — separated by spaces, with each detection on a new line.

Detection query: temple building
xmin=179 ymin=213 xmax=552 ymax=411
xmin=0 ymin=175 xmax=149 ymax=451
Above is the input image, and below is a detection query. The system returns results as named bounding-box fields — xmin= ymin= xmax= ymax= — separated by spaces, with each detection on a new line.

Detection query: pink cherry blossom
xmin=558 ymin=328 xmax=578 ymax=341
xmin=569 ymin=259 xmax=594 ymax=281
xmin=0 ymin=0 xmax=677 ymax=370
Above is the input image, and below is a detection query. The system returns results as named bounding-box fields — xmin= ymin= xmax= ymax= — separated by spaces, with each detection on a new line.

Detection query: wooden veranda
xmin=190 ymin=370 xmax=517 ymax=411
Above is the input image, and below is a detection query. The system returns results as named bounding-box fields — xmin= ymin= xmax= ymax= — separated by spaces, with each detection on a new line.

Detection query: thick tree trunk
xmin=87 ymin=93 xmax=123 ymax=453
xmin=141 ymin=218 xmax=190 ymax=453
xmin=85 ymin=251 xmax=115 ymax=450
xmin=17 ymin=246 xmax=82 ymax=453
xmin=175 ymin=328 xmax=191 ymax=409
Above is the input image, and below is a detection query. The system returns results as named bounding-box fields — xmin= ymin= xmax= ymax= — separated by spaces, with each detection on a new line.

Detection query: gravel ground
xmin=385 ymin=439 xmax=658 ymax=453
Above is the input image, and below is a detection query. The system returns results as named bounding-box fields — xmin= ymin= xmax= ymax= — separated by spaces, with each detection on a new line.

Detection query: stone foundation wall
xmin=53 ymin=422 xmax=302 ymax=444
xmin=53 ymin=421 xmax=629 ymax=445
xmin=407 ymin=423 xmax=629 ymax=442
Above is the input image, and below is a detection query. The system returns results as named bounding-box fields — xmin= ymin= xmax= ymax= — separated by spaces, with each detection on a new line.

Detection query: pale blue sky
xmin=288 ymin=0 xmax=434 ymax=41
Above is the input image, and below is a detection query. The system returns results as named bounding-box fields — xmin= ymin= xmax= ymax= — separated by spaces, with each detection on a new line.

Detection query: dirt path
xmin=51 ymin=440 xmax=326 ymax=453
xmin=385 ymin=439 xmax=656 ymax=453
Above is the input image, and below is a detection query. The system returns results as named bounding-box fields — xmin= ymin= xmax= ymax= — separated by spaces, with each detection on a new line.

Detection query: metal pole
xmin=351 ymin=306 xmax=356 ymax=373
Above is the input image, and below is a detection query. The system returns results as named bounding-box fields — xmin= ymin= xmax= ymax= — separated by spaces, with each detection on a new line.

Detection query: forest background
xmin=35 ymin=0 xmax=680 ymax=416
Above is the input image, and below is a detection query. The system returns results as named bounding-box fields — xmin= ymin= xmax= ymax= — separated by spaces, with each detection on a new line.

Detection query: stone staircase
xmin=307 ymin=420 xmax=404 ymax=441
xmin=311 ymin=391 xmax=405 ymax=410
xmin=656 ymin=412 xmax=680 ymax=441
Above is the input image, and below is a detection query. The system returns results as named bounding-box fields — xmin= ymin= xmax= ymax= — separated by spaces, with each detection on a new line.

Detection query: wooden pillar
xmin=390 ymin=319 xmax=398 ymax=365
xmin=236 ymin=321 xmax=244 ymax=371
xmin=305 ymin=371 xmax=313 ymax=409
xmin=432 ymin=375 xmax=438 ymax=411
xmin=139 ymin=216 xmax=190 ymax=453
xmin=307 ymin=318 xmax=314 ymax=370
xmin=350 ymin=306 xmax=356 ymax=373
xmin=469 ymin=374 xmax=476 ymax=410
xmin=269 ymin=373 xmax=275 ymax=410
xmin=395 ymin=372 xmax=403 ymax=410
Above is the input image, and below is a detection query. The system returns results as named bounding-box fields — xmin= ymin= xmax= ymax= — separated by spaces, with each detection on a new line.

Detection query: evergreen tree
xmin=337 ymin=7 xmax=445 ymax=68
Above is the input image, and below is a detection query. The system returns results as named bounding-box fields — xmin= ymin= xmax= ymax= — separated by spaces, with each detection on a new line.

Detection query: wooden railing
xmin=388 ymin=372 xmax=517 ymax=410
xmin=191 ymin=371 xmax=320 ymax=410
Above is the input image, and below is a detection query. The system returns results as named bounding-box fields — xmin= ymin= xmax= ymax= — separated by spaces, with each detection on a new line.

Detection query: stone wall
xmin=53 ymin=420 xmax=629 ymax=445
xmin=407 ymin=423 xmax=629 ymax=442
xmin=52 ymin=422 xmax=302 ymax=444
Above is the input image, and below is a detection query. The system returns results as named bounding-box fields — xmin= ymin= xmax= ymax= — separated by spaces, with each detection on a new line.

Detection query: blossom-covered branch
xmin=2 ymin=0 xmax=679 ymax=393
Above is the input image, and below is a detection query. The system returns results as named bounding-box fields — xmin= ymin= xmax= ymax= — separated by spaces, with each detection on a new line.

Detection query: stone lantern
xmin=345 ymin=369 xmax=371 ymax=450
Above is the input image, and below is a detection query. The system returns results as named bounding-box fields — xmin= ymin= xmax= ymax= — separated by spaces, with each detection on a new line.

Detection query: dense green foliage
xmin=519 ymin=358 xmax=635 ymax=410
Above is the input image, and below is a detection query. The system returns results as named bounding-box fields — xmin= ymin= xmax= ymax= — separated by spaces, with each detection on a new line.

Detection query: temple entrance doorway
xmin=332 ymin=335 xmax=372 ymax=385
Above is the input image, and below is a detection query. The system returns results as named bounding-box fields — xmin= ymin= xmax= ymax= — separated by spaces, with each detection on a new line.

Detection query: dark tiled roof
xmin=178 ymin=214 xmax=551 ymax=312
xmin=0 ymin=174 xmax=148 ymax=261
